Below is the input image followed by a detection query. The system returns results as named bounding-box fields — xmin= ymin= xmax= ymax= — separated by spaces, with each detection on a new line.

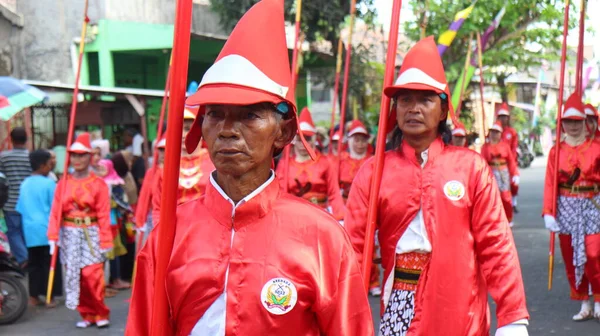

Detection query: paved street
xmin=2 ymin=156 xmax=599 ymax=335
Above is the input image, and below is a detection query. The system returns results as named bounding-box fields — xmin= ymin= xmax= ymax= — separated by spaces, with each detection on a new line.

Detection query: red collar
xmin=204 ymin=172 xmax=279 ymax=231
xmin=399 ymin=137 xmax=444 ymax=167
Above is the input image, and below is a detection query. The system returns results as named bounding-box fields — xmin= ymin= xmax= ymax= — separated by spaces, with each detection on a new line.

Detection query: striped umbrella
xmin=0 ymin=76 xmax=47 ymax=120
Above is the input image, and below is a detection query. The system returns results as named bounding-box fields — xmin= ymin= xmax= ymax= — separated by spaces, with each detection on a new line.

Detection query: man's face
xmin=202 ymin=104 xmax=293 ymax=178
xmin=350 ymin=134 xmax=369 ymax=155
xmin=562 ymin=119 xmax=584 ymax=138
xmin=395 ymin=89 xmax=446 ymax=138
xmin=92 ymin=148 xmax=102 ymax=166
xmin=498 ymin=115 xmax=509 ymax=127
xmin=452 ymin=135 xmax=466 ymax=147
xmin=70 ymin=153 xmax=91 ymax=172
xmin=182 ymin=119 xmax=195 ymax=152
xmin=123 ymin=134 xmax=133 ymax=146
xmin=489 ymin=130 xmax=502 ymax=143
xmin=294 ymin=134 xmax=315 ymax=157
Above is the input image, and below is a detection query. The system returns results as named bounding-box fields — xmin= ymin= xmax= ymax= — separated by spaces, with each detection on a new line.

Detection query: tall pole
xmin=550 ymin=0 xmax=570 ymax=291
xmin=329 ymin=38 xmax=344 ymax=143
xmin=361 ymin=0 xmax=404 ymax=291
xmin=337 ymin=0 xmax=357 ymax=154
xmin=46 ymin=0 xmax=90 ymax=305
xmin=476 ymin=32 xmax=487 ymax=141
xmin=150 ymin=0 xmax=193 ymax=333
xmin=575 ymin=0 xmax=585 ymax=95
xmin=280 ymin=0 xmax=303 ymax=194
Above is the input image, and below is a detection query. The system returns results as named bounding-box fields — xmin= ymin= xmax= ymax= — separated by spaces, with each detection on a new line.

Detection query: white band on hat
xmin=200 ymin=54 xmax=289 ymax=99
xmin=490 ymin=125 xmax=503 ymax=132
xmin=299 ymin=121 xmax=316 ymax=134
xmin=585 ymin=108 xmax=595 ymax=116
xmin=348 ymin=127 xmax=368 ymax=137
xmin=497 ymin=109 xmax=510 ymax=116
xmin=70 ymin=142 xmax=91 ymax=152
xmin=452 ymin=129 xmax=466 ymax=136
xmin=157 ymin=138 xmax=166 ymax=148
xmin=184 ymin=109 xmax=196 ymax=119
xmin=332 ymin=133 xmax=340 ymax=141
xmin=563 ymin=107 xmax=586 ymax=119
xmin=394 ymin=68 xmax=447 ymax=91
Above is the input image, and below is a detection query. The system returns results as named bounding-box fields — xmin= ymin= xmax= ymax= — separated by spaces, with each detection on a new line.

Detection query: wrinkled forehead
xmin=205 ymin=103 xmax=280 ymax=115
xmin=394 ymin=89 xmax=440 ymax=99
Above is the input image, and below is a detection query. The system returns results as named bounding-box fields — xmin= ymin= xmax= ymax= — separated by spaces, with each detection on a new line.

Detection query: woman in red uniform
xmin=345 ymin=36 xmax=528 ymax=336
xmin=451 ymin=122 xmax=468 ymax=147
xmin=481 ymin=121 xmax=519 ymax=227
xmin=151 ymin=108 xmax=215 ymax=224
xmin=127 ymin=1 xmax=372 ymax=334
xmin=47 ymin=133 xmax=113 ymax=328
xmin=584 ymin=103 xmax=600 ymax=140
xmin=543 ymin=94 xmax=600 ymax=321
xmin=276 ymin=107 xmax=345 ymax=219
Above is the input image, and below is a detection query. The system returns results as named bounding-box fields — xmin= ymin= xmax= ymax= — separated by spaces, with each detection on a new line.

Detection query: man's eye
xmin=245 ymin=112 xmax=259 ymax=119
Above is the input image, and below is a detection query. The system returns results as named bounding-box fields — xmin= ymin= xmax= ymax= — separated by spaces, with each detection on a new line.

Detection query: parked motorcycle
xmin=517 ymin=142 xmax=534 ymax=169
xmin=0 ymin=172 xmax=27 ymax=325
xmin=0 ymin=231 xmax=27 ymax=325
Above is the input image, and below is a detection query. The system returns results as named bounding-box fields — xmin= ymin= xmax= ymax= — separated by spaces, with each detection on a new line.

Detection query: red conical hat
xmin=331 ymin=130 xmax=342 ymax=141
xmin=69 ymin=132 xmax=92 ymax=154
xmin=490 ymin=121 xmax=503 ymax=133
xmin=298 ymin=107 xmax=316 ymax=137
xmin=184 ymin=0 xmax=315 ymax=159
xmin=184 ymin=107 xmax=199 ymax=120
xmin=347 ymin=120 xmax=369 ymax=137
xmin=497 ymin=102 xmax=511 ymax=116
xmin=383 ymin=36 xmax=453 ymax=133
xmin=451 ymin=123 xmax=467 ymax=137
xmin=156 ymin=133 xmax=167 ymax=149
xmin=584 ymin=103 xmax=598 ymax=117
xmin=562 ymin=93 xmax=586 ymax=120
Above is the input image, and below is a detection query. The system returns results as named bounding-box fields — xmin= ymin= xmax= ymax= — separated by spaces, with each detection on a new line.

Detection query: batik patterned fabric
xmin=557 ymin=194 xmax=600 ymax=287
xmin=60 ymin=226 xmax=105 ymax=310
xmin=380 ymin=290 xmax=415 ymax=336
xmin=492 ymin=168 xmax=510 ymax=192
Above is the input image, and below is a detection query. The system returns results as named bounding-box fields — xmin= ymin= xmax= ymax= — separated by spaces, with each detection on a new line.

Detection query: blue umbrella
xmin=0 ymin=77 xmax=48 ymax=120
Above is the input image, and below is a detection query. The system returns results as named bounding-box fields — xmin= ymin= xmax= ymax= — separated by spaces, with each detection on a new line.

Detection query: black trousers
xmin=27 ymin=246 xmax=63 ymax=298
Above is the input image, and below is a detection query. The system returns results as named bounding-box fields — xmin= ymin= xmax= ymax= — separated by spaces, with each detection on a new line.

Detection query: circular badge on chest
xmin=261 ymin=278 xmax=298 ymax=315
xmin=443 ymin=180 xmax=465 ymax=201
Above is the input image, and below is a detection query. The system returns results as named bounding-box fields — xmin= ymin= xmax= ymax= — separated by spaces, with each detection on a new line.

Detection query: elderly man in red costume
xmin=47 ymin=132 xmax=112 ymax=329
xmin=151 ymin=107 xmax=215 ymax=224
xmin=481 ymin=121 xmax=520 ymax=227
xmin=345 ymin=36 xmax=529 ymax=336
xmin=584 ymin=103 xmax=600 ymax=140
xmin=451 ymin=122 xmax=468 ymax=147
xmin=497 ymin=102 xmax=520 ymax=212
xmin=543 ymin=93 xmax=600 ymax=321
xmin=126 ymin=0 xmax=373 ymax=335
xmin=276 ymin=107 xmax=345 ymax=220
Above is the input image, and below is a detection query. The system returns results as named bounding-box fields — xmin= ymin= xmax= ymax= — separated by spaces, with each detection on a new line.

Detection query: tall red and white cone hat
xmin=298 ymin=107 xmax=316 ymax=137
xmin=156 ymin=133 xmax=167 ymax=149
xmin=562 ymin=93 xmax=586 ymax=120
xmin=184 ymin=0 xmax=315 ymax=159
xmin=69 ymin=132 xmax=93 ymax=154
xmin=497 ymin=102 xmax=511 ymax=116
xmin=184 ymin=107 xmax=199 ymax=120
xmin=490 ymin=121 xmax=503 ymax=133
xmin=584 ymin=103 xmax=598 ymax=117
xmin=452 ymin=122 xmax=467 ymax=137
xmin=383 ymin=36 xmax=453 ymax=133
xmin=347 ymin=119 xmax=369 ymax=137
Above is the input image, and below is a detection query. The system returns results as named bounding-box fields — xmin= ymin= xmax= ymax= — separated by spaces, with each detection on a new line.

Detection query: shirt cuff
xmin=495 ymin=320 xmax=529 ymax=336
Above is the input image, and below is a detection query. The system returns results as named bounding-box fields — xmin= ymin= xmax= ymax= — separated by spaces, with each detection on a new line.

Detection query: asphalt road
xmin=2 ymin=156 xmax=599 ymax=335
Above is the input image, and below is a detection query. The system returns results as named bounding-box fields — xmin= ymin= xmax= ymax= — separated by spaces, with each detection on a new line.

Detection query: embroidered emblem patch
xmin=443 ymin=180 xmax=465 ymax=201
xmin=261 ymin=278 xmax=298 ymax=315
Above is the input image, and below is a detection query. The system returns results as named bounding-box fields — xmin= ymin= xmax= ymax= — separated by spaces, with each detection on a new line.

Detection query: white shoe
xmin=76 ymin=321 xmax=93 ymax=328
xmin=96 ymin=319 xmax=110 ymax=328
xmin=573 ymin=301 xmax=593 ymax=321
xmin=509 ymin=222 xmax=514 ymax=228
xmin=369 ymin=287 xmax=382 ymax=297
xmin=594 ymin=302 xmax=600 ymax=320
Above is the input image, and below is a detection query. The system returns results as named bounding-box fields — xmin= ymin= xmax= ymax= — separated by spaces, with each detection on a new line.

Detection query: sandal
xmin=45 ymin=300 xmax=58 ymax=309
xmin=105 ymin=288 xmax=119 ymax=298
xmin=573 ymin=309 xmax=593 ymax=321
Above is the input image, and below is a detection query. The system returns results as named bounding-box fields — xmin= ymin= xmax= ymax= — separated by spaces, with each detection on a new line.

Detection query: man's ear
xmin=274 ymin=118 xmax=296 ymax=152
xmin=440 ymin=101 xmax=449 ymax=121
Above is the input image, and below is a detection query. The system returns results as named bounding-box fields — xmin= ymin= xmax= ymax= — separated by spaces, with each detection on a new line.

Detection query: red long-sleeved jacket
xmin=345 ymin=138 xmax=528 ymax=335
xmin=480 ymin=142 xmax=519 ymax=178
